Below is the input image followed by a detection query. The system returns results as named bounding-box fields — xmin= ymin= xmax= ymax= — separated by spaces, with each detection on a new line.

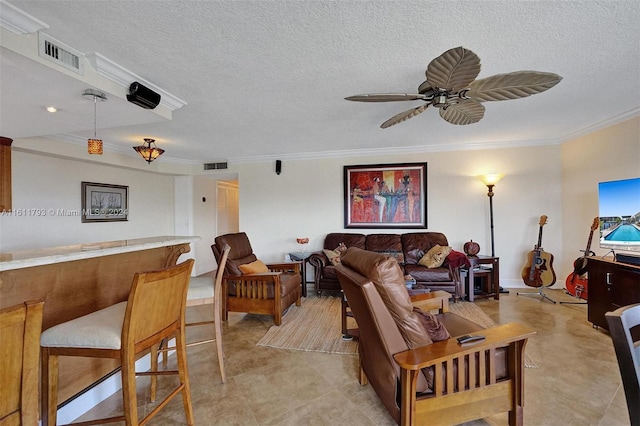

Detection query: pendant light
xmin=133 ymin=138 xmax=165 ymax=164
xmin=82 ymin=89 xmax=107 ymax=155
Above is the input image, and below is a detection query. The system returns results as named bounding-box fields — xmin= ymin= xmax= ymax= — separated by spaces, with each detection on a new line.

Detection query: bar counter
xmin=0 ymin=235 xmax=199 ymax=404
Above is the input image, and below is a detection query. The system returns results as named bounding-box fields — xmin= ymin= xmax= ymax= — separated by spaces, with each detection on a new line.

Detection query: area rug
xmin=257 ymin=296 xmax=537 ymax=367
xmin=257 ymin=296 xmax=358 ymax=354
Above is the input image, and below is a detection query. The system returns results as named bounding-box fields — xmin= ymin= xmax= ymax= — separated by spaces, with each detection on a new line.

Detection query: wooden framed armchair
xmin=212 ymin=232 xmax=301 ymax=326
xmin=335 ymin=247 xmax=535 ymax=426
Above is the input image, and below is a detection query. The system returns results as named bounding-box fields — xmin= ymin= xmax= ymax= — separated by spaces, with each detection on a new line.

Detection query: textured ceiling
xmin=1 ymin=0 xmax=639 ymax=165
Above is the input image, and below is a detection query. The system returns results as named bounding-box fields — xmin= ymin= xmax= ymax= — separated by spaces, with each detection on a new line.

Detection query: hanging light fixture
xmin=82 ymin=89 xmax=107 ymax=155
xmin=133 ymin=138 xmax=165 ymax=164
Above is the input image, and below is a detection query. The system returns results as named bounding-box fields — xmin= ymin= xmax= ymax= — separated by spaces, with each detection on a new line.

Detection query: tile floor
xmin=77 ymin=288 xmax=631 ymax=425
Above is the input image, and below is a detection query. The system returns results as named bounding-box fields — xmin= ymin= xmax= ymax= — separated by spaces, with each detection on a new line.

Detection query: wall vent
xmin=204 ymin=162 xmax=228 ymax=170
xmin=38 ymin=32 xmax=84 ymax=75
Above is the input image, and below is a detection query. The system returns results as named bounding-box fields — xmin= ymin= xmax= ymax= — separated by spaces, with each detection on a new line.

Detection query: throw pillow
xmin=418 ymin=245 xmax=453 ymax=268
xmin=238 ymin=259 xmax=269 ymax=274
xmin=323 ymin=249 xmax=342 ymax=266
xmin=335 ymin=242 xmax=347 ymax=253
xmin=413 ymin=307 xmax=450 ymax=341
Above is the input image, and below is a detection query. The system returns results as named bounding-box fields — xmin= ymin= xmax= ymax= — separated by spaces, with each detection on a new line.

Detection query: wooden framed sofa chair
xmin=335 ymin=247 xmax=535 ymax=426
xmin=212 ymin=232 xmax=301 ymax=326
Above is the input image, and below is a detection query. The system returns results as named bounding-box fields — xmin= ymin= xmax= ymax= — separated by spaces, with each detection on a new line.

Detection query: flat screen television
xmin=598 ymin=177 xmax=640 ymax=253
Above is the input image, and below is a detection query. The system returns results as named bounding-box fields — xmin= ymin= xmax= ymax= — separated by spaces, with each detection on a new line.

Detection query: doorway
xmin=216 ymin=180 xmax=239 ymax=236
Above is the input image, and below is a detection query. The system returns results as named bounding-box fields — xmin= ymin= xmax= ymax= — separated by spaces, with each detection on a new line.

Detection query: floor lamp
xmin=477 ymin=174 xmax=508 ymax=293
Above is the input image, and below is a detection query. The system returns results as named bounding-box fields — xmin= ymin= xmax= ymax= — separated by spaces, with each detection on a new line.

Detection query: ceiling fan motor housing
xmin=433 ymin=93 xmax=448 ymax=107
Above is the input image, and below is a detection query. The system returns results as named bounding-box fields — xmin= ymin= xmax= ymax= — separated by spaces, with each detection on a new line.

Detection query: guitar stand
xmin=559 ymin=299 xmax=587 ymax=305
xmin=558 ymin=289 xmax=587 ymax=305
xmin=516 ymin=286 xmax=557 ymax=304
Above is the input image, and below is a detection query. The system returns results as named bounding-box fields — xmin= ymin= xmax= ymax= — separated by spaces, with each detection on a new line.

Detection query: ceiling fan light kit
xmin=346 ymin=46 xmax=562 ymax=128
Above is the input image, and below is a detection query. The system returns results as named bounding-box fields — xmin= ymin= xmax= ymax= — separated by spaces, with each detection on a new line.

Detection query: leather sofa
xmin=335 ymin=247 xmax=535 ymax=425
xmin=308 ymin=232 xmax=463 ymax=298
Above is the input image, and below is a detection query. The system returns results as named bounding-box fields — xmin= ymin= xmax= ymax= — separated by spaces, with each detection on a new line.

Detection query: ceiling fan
xmin=345 ymin=46 xmax=562 ymax=128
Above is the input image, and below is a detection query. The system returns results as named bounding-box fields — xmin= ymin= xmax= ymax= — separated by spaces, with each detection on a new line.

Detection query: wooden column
xmin=0 ymin=136 xmax=12 ymax=212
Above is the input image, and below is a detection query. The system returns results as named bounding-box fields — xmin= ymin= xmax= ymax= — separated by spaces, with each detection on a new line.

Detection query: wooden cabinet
xmin=587 ymin=257 xmax=640 ymax=330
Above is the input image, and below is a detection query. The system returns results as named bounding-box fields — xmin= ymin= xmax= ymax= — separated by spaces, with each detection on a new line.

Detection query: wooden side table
xmin=461 ymin=255 xmax=500 ymax=302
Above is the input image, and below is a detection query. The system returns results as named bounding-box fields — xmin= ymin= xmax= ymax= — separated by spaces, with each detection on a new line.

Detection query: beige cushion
xmin=238 ymin=259 xmax=269 ymax=274
xmin=40 ymin=302 xmax=126 ymax=350
xmin=187 ymin=276 xmax=214 ymax=300
xmin=323 ymin=249 xmax=342 ymax=266
xmin=334 ymin=242 xmax=347 ymax=253
xmin=418 ymin=245 xmax=452 ymax=268
xmin=341 ymin=247 xmax=433 ymax=349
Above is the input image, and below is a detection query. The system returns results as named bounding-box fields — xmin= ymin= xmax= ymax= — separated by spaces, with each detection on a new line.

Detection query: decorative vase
xmin=296 ymin=237 xmax=309 ymax=253
xmin=463 ymin=240 xmax=480 ymax=256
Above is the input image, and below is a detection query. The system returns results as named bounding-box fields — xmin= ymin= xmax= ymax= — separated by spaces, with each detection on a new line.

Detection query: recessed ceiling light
xmin=46 ymin=106 xmax=57 ymax=113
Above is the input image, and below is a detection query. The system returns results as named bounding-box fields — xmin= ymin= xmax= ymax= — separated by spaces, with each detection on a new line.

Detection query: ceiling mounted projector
xmin=126 ymin=82 xmax=161 ymax=109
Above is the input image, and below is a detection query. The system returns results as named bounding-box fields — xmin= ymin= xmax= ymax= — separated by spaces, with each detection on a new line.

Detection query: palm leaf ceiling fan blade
xmin=440 ymin=100 xmax=485 ymax=125
xmin=345 ymin=93 xmax=427 ymax=102
xmin=426 ymin=46 xmax=481 ymax=91
xmin=467 ymin=71 xmax=563 ymax=102
xmin=345 ymin=46 xmax=561 ymax=128
xmin=380 ymin=104 xmax=428 ymax=129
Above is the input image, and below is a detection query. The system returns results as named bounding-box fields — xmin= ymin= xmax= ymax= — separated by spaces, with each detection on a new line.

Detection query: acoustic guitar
xmin=565 ymin=217 xmax=599 ymax=300
xmin=521 ymin=215 xmax=556 ymax=287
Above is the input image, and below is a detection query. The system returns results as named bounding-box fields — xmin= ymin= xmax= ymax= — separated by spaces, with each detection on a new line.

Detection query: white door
xmin=216 ymin=180 xmax=239 ymax=236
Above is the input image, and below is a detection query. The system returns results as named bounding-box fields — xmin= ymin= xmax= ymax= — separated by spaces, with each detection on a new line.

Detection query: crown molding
xmin=560 ymin=106 xmax=640 ymax=142
xmin=86 ymin=52 xmax=187 ymax=111
xmin=229 ymin=137 xmax=561 ymax=164
xmin=0 ymin=0 xmax=48 ymax=34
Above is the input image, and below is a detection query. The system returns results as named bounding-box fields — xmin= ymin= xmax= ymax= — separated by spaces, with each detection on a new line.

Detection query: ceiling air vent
xmin=204 ymin=162 xmax=228 ymax=171
xmin=38 ymin=32 xmax=84 ymax=75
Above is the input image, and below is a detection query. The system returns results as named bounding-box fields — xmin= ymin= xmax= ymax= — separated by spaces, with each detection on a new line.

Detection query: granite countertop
xmin=0 ymin=235 xmax=200 ymax=271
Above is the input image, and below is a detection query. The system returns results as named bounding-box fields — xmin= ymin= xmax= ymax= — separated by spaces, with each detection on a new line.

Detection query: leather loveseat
xmin=308 ymin=232 xmax=465 ymax=298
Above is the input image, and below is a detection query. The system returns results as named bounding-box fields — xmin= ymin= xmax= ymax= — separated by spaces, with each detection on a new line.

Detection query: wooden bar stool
xmin=163 ymin=244 xmax=230 ymax=383
xmin=40 ymin=259 xmax=195 ymax=426
xmin=0 ymin=300 xmax=44 ymax=426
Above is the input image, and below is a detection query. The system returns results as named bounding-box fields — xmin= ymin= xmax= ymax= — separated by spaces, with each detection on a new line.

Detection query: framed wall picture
xmin=81 ymin=182 xmax=129 ymax=223
xmin=344 ymin=162 xmax=427 ymax=229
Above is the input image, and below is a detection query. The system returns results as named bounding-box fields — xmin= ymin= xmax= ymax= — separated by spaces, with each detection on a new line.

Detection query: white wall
xmin=237 ymin=145 xmax=563 ymax=288
xmin=561 ymin=116 xmax=640 ymax=280
xmin=3 ymin=117 xmax=637 ymax=289
xmin=0 ymin=150 xmax=175 ymax=251
xmin=187 ymin=173 xmax=239 ymax=276
xmin=190 ymin=175 xmax=219 ymax=275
